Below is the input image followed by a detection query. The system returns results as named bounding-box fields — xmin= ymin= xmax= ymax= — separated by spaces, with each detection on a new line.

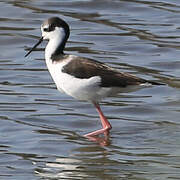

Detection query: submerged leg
xmin=84 ymin=102 xmax=112 ymax=137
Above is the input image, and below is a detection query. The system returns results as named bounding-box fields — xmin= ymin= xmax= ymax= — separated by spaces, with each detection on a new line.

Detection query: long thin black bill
xmin=25 ymin=37 xmax=43 ymax=57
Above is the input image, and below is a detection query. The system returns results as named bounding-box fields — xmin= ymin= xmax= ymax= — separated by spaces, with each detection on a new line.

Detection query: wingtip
xmin=148 ymin=81 xmax=165 ymax=85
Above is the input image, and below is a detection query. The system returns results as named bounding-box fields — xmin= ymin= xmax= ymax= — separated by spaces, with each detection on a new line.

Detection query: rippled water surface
xmin=1 ymin=0 xmax=180 ymax=179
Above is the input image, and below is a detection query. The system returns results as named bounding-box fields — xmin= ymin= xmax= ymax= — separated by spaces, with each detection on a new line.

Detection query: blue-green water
xmin=0 ymin=0 xmax=180 ymax=179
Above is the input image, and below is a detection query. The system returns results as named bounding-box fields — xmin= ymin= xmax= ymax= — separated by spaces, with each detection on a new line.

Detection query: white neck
xmin=45 ymin=28 xmax=66 ymax=61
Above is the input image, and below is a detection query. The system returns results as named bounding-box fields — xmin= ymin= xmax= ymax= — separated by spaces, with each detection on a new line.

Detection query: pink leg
xmin=84 ymin=103 xmax=112 ymax=137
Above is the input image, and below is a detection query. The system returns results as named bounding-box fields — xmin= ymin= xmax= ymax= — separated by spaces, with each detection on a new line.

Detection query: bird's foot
xmin=84 ymin=125 xmax=112 ymax=137
xmin=85 ymin=134 xmax=110 ymax=146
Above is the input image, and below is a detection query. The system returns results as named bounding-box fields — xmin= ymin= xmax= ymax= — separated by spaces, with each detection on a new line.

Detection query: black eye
xmin=43 ymin=25 xmax=55 ymax=32
xmin=43 ymin=28 xmax=49 ymax=32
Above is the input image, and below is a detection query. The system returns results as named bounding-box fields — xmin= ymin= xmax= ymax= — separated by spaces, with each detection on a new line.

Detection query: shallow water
xmin=0 ymin=0 xmax=180 ymax=179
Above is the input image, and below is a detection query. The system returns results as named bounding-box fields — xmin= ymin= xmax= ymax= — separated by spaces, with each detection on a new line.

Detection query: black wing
xmin=62 ymin=57 xmax=161 ymax=87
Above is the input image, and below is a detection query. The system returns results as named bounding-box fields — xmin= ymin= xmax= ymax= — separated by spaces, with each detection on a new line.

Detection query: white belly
xmin=46 ymin=57 xmax=111 ymax=102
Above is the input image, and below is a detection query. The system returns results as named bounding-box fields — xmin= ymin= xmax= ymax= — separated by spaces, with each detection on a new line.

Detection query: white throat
xmin=45 ymin=27 xmax=66 ymax=61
